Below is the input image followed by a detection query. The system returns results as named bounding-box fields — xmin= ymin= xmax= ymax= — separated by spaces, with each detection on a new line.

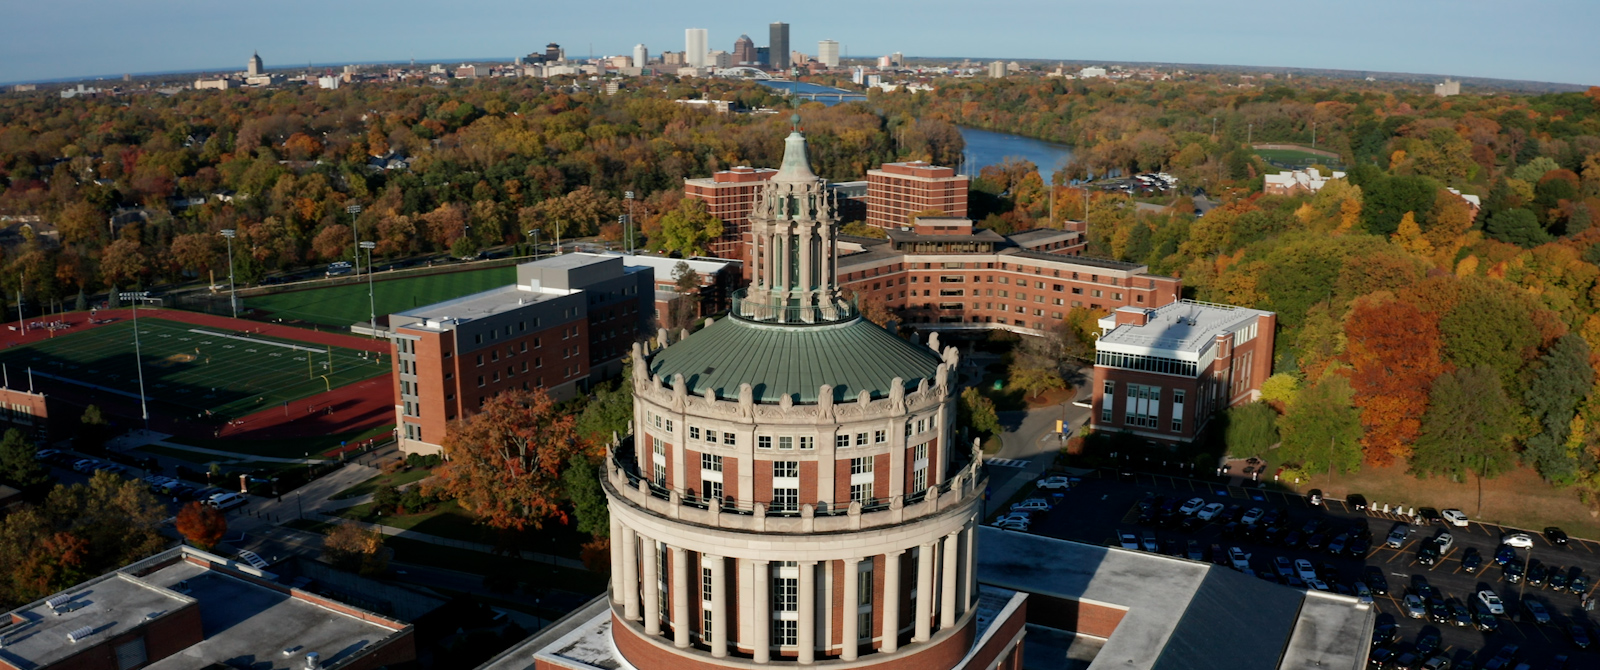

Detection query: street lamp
xmin=527 ymin=229 xmax=540 ymax=259
xmin=119 ymin=291 xmax=151 ymax=429
xmin=220 ymin=229 xmax=237 ymax=318
xmin=346 ymin=204 xmax=363 ymax=277
xmin=624 ymin=190 xmax=635 ymax=254
xmin=360 ymin=241 xmax=376 ymax=338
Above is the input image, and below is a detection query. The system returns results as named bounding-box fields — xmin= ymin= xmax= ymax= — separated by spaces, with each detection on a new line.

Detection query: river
xmin=956 ymin=126 xmax=1074 ymax=181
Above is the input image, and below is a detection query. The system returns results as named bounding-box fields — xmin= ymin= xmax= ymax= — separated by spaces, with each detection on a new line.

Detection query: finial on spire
xmin=790 ymin=113 xmax=800 ymax=132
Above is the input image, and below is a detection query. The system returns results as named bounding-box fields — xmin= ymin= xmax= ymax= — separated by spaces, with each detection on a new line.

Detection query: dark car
xmin=1348 ymin=493 xmax=1368 ymax=510
xmin=1446 ymin=599 xmax=1471 ymax=628
xmin=1348 ymin=536 xmax=1371 ymax=557
xmin=1472 ymin=600 xmax=1500 ymax=632
xmin=1460 ymin=547 xmax=1483 ymax=574
xmin=1570 ymin=622 xmax=1592 ymax=649
xmin=1545 ymin=526 xmax=1570 ymax=546
xmin=1417 ymin=541 xmax=1441 ymax=567
xmin=1373 ymin=620 xmax=1400 ymax=646
xmin=1494 ymin=545 xmax=1516 ymax=566
xmin=1550 ymin=567 xmax=1570 ymax=591
xmin=1364 ymin=566 xmax=1389 ymax=595
xmin=1528 ymin=561 xmax=1548 ymax=587
xmin=1301 ymin=519 xmax=1324 ymax=535
xmin=1369 ymin=646 xmax=1397 ymax=669
xmin=1522 ymin=598 xmax=1552 ymax=625
xmin=1428 ymin=599 xmax=1450 ymax=624
xmin=1503 ymin=560 xmax=1524 ymax=584
xmin=1569 ymin=568 xmax=1589 ymax=594
xmin=1410 ymin=575 xmax=1434 ymax=597
xmin=1306 ymin=533 xmax=1328 ymax=551
xmin=1261 ymin=508 xmax=1284 ymax=527
xmin=1186 ymin=540 xmax=1205 ymax=561
xmin=1261 ymin=525 xmax=1286 ymax=546
xmin=1481 ymin=645 xmax=1518 ymax=670
xmin=1180 ymin=515 xmax=1207 ymax=532
xmin=1283 ymin=530 xmax=1304 ymax=548
xmin=1393 ymin=651 xmax=1420 ymax=670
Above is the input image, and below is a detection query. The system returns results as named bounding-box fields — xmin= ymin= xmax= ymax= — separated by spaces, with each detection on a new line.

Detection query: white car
xmin=1178 ymin=497 xmax=1206 ymax=515
xmin=1035 ymin=476 xmax=1074 ymax=491
xmin=1240 ymin=507 xmax=1265 ymax=526
xmin=1009 ymin=498 xmax=1053 ymax=513
xmin=993 ymin=512 xmax=1032 ymax=526
xmin=1228 ymin=547 xmax=1250 ymax=571
xmin=1502 ymin=533 xmax=1535 ymax=549
xmin=1295 ymin=558 xmax=1317 ymax=581
xmin=1118 ymin=530 xmax=1140 ymax=550
xmin=1142 ymin=531 xmax=1159 ymax=553
xmin=1196 ymin=502 xmax=1225 ymax=521
xmin=992 ymin=517 xmax=1030 ymax=531
xmin=1441 ymin=509 xmax=1469 ymax=527
xmin=1477 ymin=589 xmax=1504 ymax=615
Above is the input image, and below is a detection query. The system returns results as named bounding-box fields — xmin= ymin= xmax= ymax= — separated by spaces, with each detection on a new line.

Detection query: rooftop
xmin=977 ymin=528 xmax=1372 ymax=670
xmin=1095 ymin=300 xmax=1273 ymax=357
xmin=1001 ymin=249 xmax=1146 ymax=271
xmin=2 ymin=572 xmax=190 ymax=668
xmin=392 ymin=284 xmax=564 ymax=330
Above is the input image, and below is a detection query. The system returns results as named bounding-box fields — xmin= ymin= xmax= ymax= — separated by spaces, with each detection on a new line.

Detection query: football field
xmin=0 ymin=317 xmax=387 ymax=419
xmin=247 ymin=266 xmax=517 ymax=326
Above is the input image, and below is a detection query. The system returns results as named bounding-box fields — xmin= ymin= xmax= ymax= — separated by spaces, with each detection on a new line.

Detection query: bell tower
xmin=745 ymin=116 xmax=845 ymax=321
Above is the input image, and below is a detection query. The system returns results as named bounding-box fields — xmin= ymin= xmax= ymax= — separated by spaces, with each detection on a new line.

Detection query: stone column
xmin=610 ymin=516 xmax=625 ymax=605
xmin=709 ymin=554 xmax=728 ymax=657
xmin=621 ymin=526 xmax=640 ymax=620
xmin=752 ymin=559 xmax=771 ymax=663
xmin=964 ymin=522 xmax=978 ymax=613
xmin=672 ymin=546 xmax=690 ymax=648
xmin=641 ymin=536 xmax=660 ymax=635
xmin=798 ymin=561 xmax=817 ymax=664
xmin=882 ymin=550 xmax=902 ymax=653
xmin=779 ymin=228 xmax=791 ymax=297
xmin=941 ymin=532 xmax=959 ymax=629
xmin=840 ymin=557 xmax=861 ymax=661
xmin=914 ymin=543 xmax=934 ymax=642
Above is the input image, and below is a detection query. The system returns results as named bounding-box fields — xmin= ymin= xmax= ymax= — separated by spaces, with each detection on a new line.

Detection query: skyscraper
xmin=818 ymin=40 xmax=839 ymax=68
xmin=247 ymin=51 xmax=263 ymax=76
xmin=733 ymin=34 xmax=757 ymax=66
xmin=634 ymin=44 xmax=649 ymax=67
xmin=768 ymin=22 xmax=789 ymax=70
xmin=686 ymin=28 xmax=709 ymax=68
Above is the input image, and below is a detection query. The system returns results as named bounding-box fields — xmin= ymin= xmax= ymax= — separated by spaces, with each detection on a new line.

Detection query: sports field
xmin=247 ymin=266 xmax=517 ymax=327
xmin=1254 ymin=148 xmax=1346 ymax=169
xmin=0 ymin=317 xmax=386 ymax=418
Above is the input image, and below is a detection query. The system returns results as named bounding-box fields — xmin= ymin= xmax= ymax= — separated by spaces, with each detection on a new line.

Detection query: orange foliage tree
xmin=436 ymin=389 xmax=582 ymax=531
xmin=1342 ymin=295 xmax=1452 ymax=466
xmin=175 ymin=501 xmax=228 ymax=549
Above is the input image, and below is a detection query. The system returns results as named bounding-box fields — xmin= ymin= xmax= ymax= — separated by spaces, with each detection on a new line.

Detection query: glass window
xmin=874 ymin=430 xmax=886 ymax=443
xmin=773 ymin=487 xmax=798 ymax=512
xmin=689 ymin=426 xmax=701 ymax=440
xmin=855 ymin=432 xmax=868 ymax=446
xmin=778 ymin=436 xmax=793 ymax=450
xmin=758 ymin=436 xmax=772 ymax=449
xmin=851 ymin=457 xmax=873 ymax=475
xmin=799 ymin=436 xmax=814 ymax=450
xmin=836 ymin=434 xmax=850 ymax=448
xmin=851 ymin=482 xmax=873 ymax=502
xmin=702 ymin=453 xmax=723 ymax=472
xmin=723 ymin=432 xmax=736 ymax=445
xmin=773 ymin=461 xmax=799 ymax=478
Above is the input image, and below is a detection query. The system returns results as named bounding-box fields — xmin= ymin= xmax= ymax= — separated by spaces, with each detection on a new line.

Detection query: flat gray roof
xmin=1 ymin=572 xmax=191 ymax=668
xmin=1096 ymin=300 xmax=1273 ymax=357
xmin=393 ymin=284 xmax=565 ymax=329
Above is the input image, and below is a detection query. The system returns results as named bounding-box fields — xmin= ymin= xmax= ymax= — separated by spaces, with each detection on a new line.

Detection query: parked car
xmin=1570 ymin=622 xmax=1592 ymax=650
xmin=206 ymin=492 xmax=247 ymax=511
xmin=1185 ymin=540 xmax=1205 ymax=562
xmin=1387 ymin=524 xmax=1410 ymax=549
xmin=1307 ymin=489 xmax=1323 ymax=506
xmin=1502 ymin=533 xmax=1535 ymax=549
xmin=1417 ymin=507 xmax=1442 ymax=525
xmin=1441 ymin=509 xmax=1469 ymax=527
xmin=1569 ymin=568 xmax=1589 ymax=595
xmin=1240 ymin=507 xmax=1265 ymax=526
xmin=1035 ymin=476 xmax=1074 ymax=491
xmin=1461 ymin=547 xmax=1483 ymax=574
xmin=1503 ymin=560 xmax=1524 ymax=583
xmin=1544 ymin=526 xmax=1570 ymax=546
xmin=1118 ymin=530 xmax=1140 ymax=550
xmin=1295 ymin=558 xmax=1317 ymax=581
xmin=1477 ymin=589 xmax=1505 ymax=614
xmin=1178 ymin=497 xmax=1206 ymax=515
xmin=1446 ymin=598 xmax=1471 ymax=628
xmin=1009 ymin=498 xmax=1053 ymax=513
xmin=1196 ymin=502 xmax=1225 ymax=521
xmin=1521 ymin=598 xmax=1552 ymax=625
xmin=1363 ymin=566 xmax=1389 ymax=595
xmin=1472 ymin=599 xmax=1500 ymax=632
xmin=1372 ymin=620 xmax=1400 ymax=646
xmin=324 ymin=261 xmax=353 ymax=277
xmin=1494 ymin=545 xmax=1517 ymax=566
xmin=1355 ymin=582 xmax=1374 ymax=605
xmin=1141 ymin=531 xmax=1159 ymax=553
xmin=1403 ymin=594 xmax=1427 ymax=619
xmin=1529 ymin=561 xmax=1548 ymax=587
xmin=1347 ymin=493 xmax=1368 ymax=511
xmin=1550 ymin=567 xmax=1570 ymax=591
xmin=1481 ymin=645 xmax=1519 ymax=670
xmin=1228 ymin=547 xmax=1250 ymax=571
xmin=992 ymin=517 xmax=1030 ymax=531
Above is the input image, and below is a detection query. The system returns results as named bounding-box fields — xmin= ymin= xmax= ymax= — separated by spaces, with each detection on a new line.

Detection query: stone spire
xmin=739 ymin=123 xmax=847 ymax=323
xmin=772 ymin=115 xmax=818 ymax=183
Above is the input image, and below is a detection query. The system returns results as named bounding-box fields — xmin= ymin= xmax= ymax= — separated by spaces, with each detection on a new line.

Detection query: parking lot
xmin=997 ymin=468 xmax=1600 ymax=668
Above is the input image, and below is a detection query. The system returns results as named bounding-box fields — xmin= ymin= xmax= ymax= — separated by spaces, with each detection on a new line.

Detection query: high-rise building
xmin=818 ymin=40 xmax=840 ymax=67
xmin=685 ymin=166 xmax=778 ymax=262
xmin=755 ymin=46 xmax=771 ymax=67
xmin=247 ymin=51 xmax=263 ymax=76
xmin=710 ymin=50 xmax=733 ymax=69
xmin=865 ymin=161 xmax=970 ymax=229
xmin=662 ymin=51 xmax=686 ymax=66
xmin=686 ymin=28 xmax=709 ymax=68
xmin=768 ymin=22 xmax=790 ymax=70
xmin=733 ymin=34 xmax=757 ymax=65
xmin=986 ymin=61 xmax=1005 ymax=78
xmin=634 ymin=44 xmax=649 ymax=67
xmin=546 ymin=43 xmax=563 ymax=62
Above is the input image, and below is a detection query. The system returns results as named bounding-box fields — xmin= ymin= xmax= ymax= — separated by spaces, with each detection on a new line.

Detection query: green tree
xmin=1276 ymin=375 xmax=1363 ymax=475
xmin=372 ymin=483 xmax=400 ymax=513
xmin=1522 ymin=334 xmax=1593 ymax=485
xmin=575 ymin=365 xmax=634 ymax=445
xmin=959 ymin=387 xmax=1001 ymax=436
xmin=561 ymin=456 xmax=609 ymax=536
xmin=76 ymin=405 xmax=110 ymax=454
xmin=0 ymin=429 xmax=47 ymax=488
xmin=1437 ymin=279 xmax=1543 ymax=386
xmin=655 ymin=198 xmax=724 ymax=257
xmin=1410 ymin=367 xmax=1516 ymax=511
xmin=1223 ymin=402 xmax=1279 ymax=460
xmin=1485 ymin=208 xmax=1551 ymax=247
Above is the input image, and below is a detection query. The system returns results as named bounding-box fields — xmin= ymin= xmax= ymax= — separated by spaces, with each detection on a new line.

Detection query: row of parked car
xmin=139 ymin=474 xmax=248 ymax=510
xmin=989 ymin=476 xmax=1079 ymax=532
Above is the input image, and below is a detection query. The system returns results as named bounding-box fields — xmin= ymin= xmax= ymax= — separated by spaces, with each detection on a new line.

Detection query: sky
xmin=4 ymin=0 xmax=1596 ymax=87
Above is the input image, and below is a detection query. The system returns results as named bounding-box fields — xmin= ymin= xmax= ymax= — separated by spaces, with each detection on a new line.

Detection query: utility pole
xmin=1312 ymin=121 xmax=1317 ymax=150
xmin=121 ymin=291 xmax=151 ymax=430
xmin=220 ymin=229 xmax=237 ymax=318
xmin=528 ymin=229 xmax=541 ymax=259
xmin=624 ymin=191 xmax=635 ymax=254
xmin=360 ymin=241 xmax=376 ymax=338
xmin=16 ymin=273 xmax=23 ymax=334
xmin=346 ymin=204 xmax=363 ymax=277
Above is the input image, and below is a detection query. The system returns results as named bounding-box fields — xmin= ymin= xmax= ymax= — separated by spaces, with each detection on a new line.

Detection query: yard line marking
xmin=186 ymin=328 xmax=326 ymax=353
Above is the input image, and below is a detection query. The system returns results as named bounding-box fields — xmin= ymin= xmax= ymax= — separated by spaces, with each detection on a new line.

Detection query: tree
xmin=0 ymin=472 xmax=166 ymax=607
xmin=1522 ymin=334 xmax=1594 ymax=485
xmin=655 ymin=198 xmax=724 ymax=257
xmin=575 ymin=369 xmax=634 ymax=445
xmin=1485 ymin=208 xmax=1550 ymax=247
xmin=436 ymin=389 xmax=583 ymax=530
xmin=76 ymin=405 xmax=109 ymax=454
xmin=0 ymin=429 xmax=46 ymax=488
xmin=174 ymin=501 xmax=228 ymax=549
xmin=372 ymin=483 xmax=400 ymax=513
xmin=322 ymin=522 xmax=388 ymax=576
xmin=1342 ymin=296 xmax=1451 ymax=465
xmin=311 ymin=224 xmax=353 ymax=262
xmin=1276 ymin=375 xmax=1363 ymax=476
xmin=1223 ymin=402 xmax=1279 ymax=460
xmin=1410 ymin=367 xmax=1516 ymax=512
xmin=98 ymin=239 xmax=148 ymax=288
xmin=169 ymin=233 xmax=222 ymax=276
xmin=561 ymin=456 xmax=609 ymax=537
xmin=959 ymin=387 xmax=1001 ymax=436
xmin=667 ymin=262 xmax=702 ymax=329
xmin=840 ymin=221 xmax=888 ymax=239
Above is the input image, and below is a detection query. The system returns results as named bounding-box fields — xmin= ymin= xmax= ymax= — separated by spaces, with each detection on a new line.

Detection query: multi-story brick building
xmin=1090 ymin=300 xmax=1277 ymax=444
xmin=865 ymin=161 xmax=969 ymax=230
xmin=387 ymin=254 xmax=653 ymax=455
xmin=684 ymin=166 xmax=776 ymax=262
xmin=834 ymin=218 xmax=1180 ymax=336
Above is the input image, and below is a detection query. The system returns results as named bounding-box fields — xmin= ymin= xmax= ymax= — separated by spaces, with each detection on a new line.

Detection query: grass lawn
xmin=1299 ymin=464 xmax=1600 ymax=539
xmin=0 ymin=317 xmax=385 ymax=419
xmin=133 ymin=444 xmax=244 ymax=464
xmin=331 ymin=467 xmax=433 ymax=500
xmin=247 ymin=266 xmax=517 ymax=327
xmin=166 ymin=424 xmax=393 ymax=459
xmin=1253 ymin=148 xmax=1345 ymax=169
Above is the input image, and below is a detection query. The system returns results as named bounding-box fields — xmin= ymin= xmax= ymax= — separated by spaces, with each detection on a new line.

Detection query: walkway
xmin=110 ymin=429 xmax=329 ymax=464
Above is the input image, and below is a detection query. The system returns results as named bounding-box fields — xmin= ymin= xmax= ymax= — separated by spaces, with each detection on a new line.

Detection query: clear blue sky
xmin=5 ymin=0 xmax=1596 ymax=86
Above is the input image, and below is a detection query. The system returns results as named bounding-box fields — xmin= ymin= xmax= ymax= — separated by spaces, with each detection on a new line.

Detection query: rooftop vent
xmin=66 ymin=626 xmax=95 ymax=643
xmin=306 ymin=651 xmax=321 ymax=670
xmin=45 ymin=594 xmax=72 ymax=613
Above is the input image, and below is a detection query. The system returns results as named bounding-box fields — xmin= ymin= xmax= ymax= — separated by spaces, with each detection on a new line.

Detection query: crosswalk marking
xmin=985 ymin=458 xmax=1031 ymax=468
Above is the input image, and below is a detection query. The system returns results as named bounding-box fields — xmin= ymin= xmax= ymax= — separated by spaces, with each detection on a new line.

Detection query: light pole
xmin=120 ymin=291 xmax=151 ymax=430
xmin=360 ymin=241 xmax=376 ymax=338
xmin=624 ymin=190 xmax=635 ymax=254
xmin=528 ymin=229 xmax=540 ymax=259
xmin=346 ymin=204 xmax=363 ymax=277
xmin=220 ymin=229 xmax=237 ymax=318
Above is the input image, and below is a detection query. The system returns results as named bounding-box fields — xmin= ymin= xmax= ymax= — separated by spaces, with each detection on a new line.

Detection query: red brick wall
xmin=613 ymin=610 xmax=974 ymax=670
xmin=722 ymin=456 xmax=739 ymax=502
xmin=958 ymin=596 xmax=1026 ymax=670
xmin=1023 ymin=594 xmax=1126 ymax=638
xmin=837 ymin=262 xmax=1181 ymax=329
xmin=799 ymin=460 xmax=819 ymax=505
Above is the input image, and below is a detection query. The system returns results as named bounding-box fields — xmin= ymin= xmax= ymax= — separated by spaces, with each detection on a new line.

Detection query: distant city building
xmin=609 ymin=55 xmax=633 ymax=69
xmin=986 ymin=61 xmax=1005 ymax=78
xmin=686 ymin=28 xmax=709 ymax=68
xmin=768 ymin=21 xmax=790 ymax=70
xmin=818 ymin=39 xmax=840 ymax=67
xmin=247 ymin=50 xmax=263 ymax=76
xmin=10 ymin=84 xmax=36 ymax=92
xmin=877 ymin=55 xmax=893 ymax=68
xmin=1434 ymin=78 xmax=1461 ymax=97
xmin=633 ymin=43 xmax=649 ymax=66
xmin=317 ymin=75 xmax=341 ymax=89
xmin=852 ymin=66 xmax=866 ymax=85
xmin=1080 ymin=66 xmax=1107 ymax=78
xmin=194 ymin=77 xmax=234 ymax=90
xmin=455 ymin=64 xmax=484 ymax=79
xmin=733 ymin=34 xmax=757 ymax=65
xmin=661 ymin=51 xmax=686 ymax=66
xmin=675 ymin=99 xmax=734 ymax=114
xmin=1007 ymin=61 xmax=1022 ymax=73
xmin=755 ymin=46 xmax=771 ymax=67
xmin=866 ymin=161 xmax=970 ymax=229
xmin=710 ymin=50 xmax=733 ymax=69
xmin=546 ymin=42 xmax=563 ymax=62
xmin=1262 ymin=167 xmax=1346 ymax=196
xmin=891 ymin=51 xmax=904 ymax=66
xmin=387 ymin=253 xmax=654 ymax=455
xmin=59 ymin=83 xmax=100 ymax=99
xmin=1091 ymin=300 xmax=1276 ymax=444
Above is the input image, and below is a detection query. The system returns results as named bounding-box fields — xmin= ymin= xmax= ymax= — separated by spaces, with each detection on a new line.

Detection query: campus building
xmin=387 ymin=254 xmax=654 ymax=455
xmin=1090 ymin=300 xmax=1277 ymax=444
xmin=0 ymin=546 xmax=415 ymax=670
xmin=865 ymin=161 xmax=969 ymax=230
xmin=685 ymin=168 xmax=864 ymax=274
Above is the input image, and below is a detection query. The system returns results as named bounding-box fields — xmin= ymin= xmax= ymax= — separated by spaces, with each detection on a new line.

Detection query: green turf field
xmin=246 ymin=266 xmax=518 ymax=327
xmin=1254 ymin=148 xmax=1345 ymax=169
xmin=0 ymin=318 xmax=386 ymax=418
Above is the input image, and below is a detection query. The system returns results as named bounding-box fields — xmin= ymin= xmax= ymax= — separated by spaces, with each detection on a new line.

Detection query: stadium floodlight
xmin=119 ymin=291 xmax=152 ymax=429
xmin=360 ymin=241 xmax=377 ymax=338
xmin=220 ymin=229 xmax=237 ymax=318
xmin=346 ymin=204 xmax=363 ymax=278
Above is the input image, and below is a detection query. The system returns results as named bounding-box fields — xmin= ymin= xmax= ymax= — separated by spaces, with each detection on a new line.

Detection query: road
xmin=980 ymin=384 xmax=1092 ymax=514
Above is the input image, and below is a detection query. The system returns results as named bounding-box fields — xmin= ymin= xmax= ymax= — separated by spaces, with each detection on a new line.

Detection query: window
xmin=773 ymin=487 xmax=798 ymax=512
xmin=911 ymin=443 xmax=929 ymax=495
xmin=690 ymin=426 xmax=701 ymax=440
xmin=653 ymin=414 xmax=662 ymax=429
xmin=836 ymin=434 xmax=850 ymax=448
xmin=778 ymin=436 xmax=793 ymax=450
xmin=653 ymin=464 xmax=666 ymax=487
xmin=773 ymin=461 xmax=799 ymax=478
xmin=916 ymin=418 xmax=926 ymax=433
xmin=1091 ymin=289 xmax=1103 ymax=298
xmin=1071 ymin=287 xmax=1083 ymax=294
xmin=873 ymin=430 xmax=886 ymax=444
xmin=850 ymin=456 xmax=873 ymax=475
xmin=1124 ymin=384 xmax=1162 ymax=429
xmin=799 ymin=436 xmax=814 ymax=450
xmin=702 ymin=453 xmax=723 ymax=472
xmin=1172 ymin=390 xmax=1186 ymax=433
xmin=759 ymin=436 xmax=772 ymax=449
xmin=774 ymin=619 xmax=798 ymax=647
xmin=705 ymin=429 xmax=717 ymax=444
xmin=665 ymin=419 xmax=674 ymax=433
xmin=702 ymin=565 xmax=714 ymax=599
xmin=851 ymin=481 xmax=873 ymax=502
xmin=723 ymin=432 xmax=736 ymax=445
xmin=704 ymin=479 xmax=723 ymax=501
xmin=855 ymin=432 xmax=868 ymax=446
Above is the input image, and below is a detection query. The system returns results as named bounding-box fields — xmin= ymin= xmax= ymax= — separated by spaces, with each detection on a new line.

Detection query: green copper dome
xmin=648 ymin=316 xmax=942 ymax=404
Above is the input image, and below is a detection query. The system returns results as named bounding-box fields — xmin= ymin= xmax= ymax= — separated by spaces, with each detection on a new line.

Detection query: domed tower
xmin=604 ymin=124 xmax=987 ymax=669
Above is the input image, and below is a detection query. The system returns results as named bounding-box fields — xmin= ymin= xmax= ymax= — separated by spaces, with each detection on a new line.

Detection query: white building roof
xmin=1096 ymin=300 xmax=1272 ymax=359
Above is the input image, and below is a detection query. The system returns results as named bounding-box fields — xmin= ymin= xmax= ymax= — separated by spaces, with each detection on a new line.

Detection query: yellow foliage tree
xmin=1391 ymin=212 xmax=1434 ymax=258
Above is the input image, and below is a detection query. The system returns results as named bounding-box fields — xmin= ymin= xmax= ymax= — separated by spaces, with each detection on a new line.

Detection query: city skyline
xmin=2 ymin=0 xmax=1596 ymax=86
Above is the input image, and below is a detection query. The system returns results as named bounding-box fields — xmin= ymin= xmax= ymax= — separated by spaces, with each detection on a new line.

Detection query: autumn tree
xmin=1276 ymin=374 xmax=1363 ymax=476
xmin=323 ymin=522 xmax=388 ymax=576
xmin=575 ymin=361 xmax=634 ymax=445
xmin=0 ymin=429 xmax=47 ymax=488
xmin=958 ymin=387 xmax=1001 ymax=436
xmin=1223 ymin=402 xmax=1279 ymax=460
xmin=98 ymin=239 xmax=148 ymax=288
xmin=1411 ymin=367 xmax=1516 ymax=512
xmin=0 ymin=472 xmax=166 ymax=608
xmin=436 ymin=389 xmax=583 ymax=530
xmin=168 ymin=233 xmax=222 ymax=276
xmin=311 ymin=224 xmax=353 ymax=262
xmin=175 ymin=501 xmax=228 ymax=549
xmin=1342 ymin=295 xmax=1451 ymax=465
xmin=665 ymin=262 xmax=702 ymax=330
xmin=655 ymin=198 xmax=724 ymax=258
xmin=1523 ymin=334 xmax=1594 ymax=485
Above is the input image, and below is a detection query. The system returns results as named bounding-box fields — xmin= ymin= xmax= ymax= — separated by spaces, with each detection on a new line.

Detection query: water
xmin=758 ymin=80 xmax=866 ymax=106
xmin=956 ymin=126 xmax=1075 ymax=181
